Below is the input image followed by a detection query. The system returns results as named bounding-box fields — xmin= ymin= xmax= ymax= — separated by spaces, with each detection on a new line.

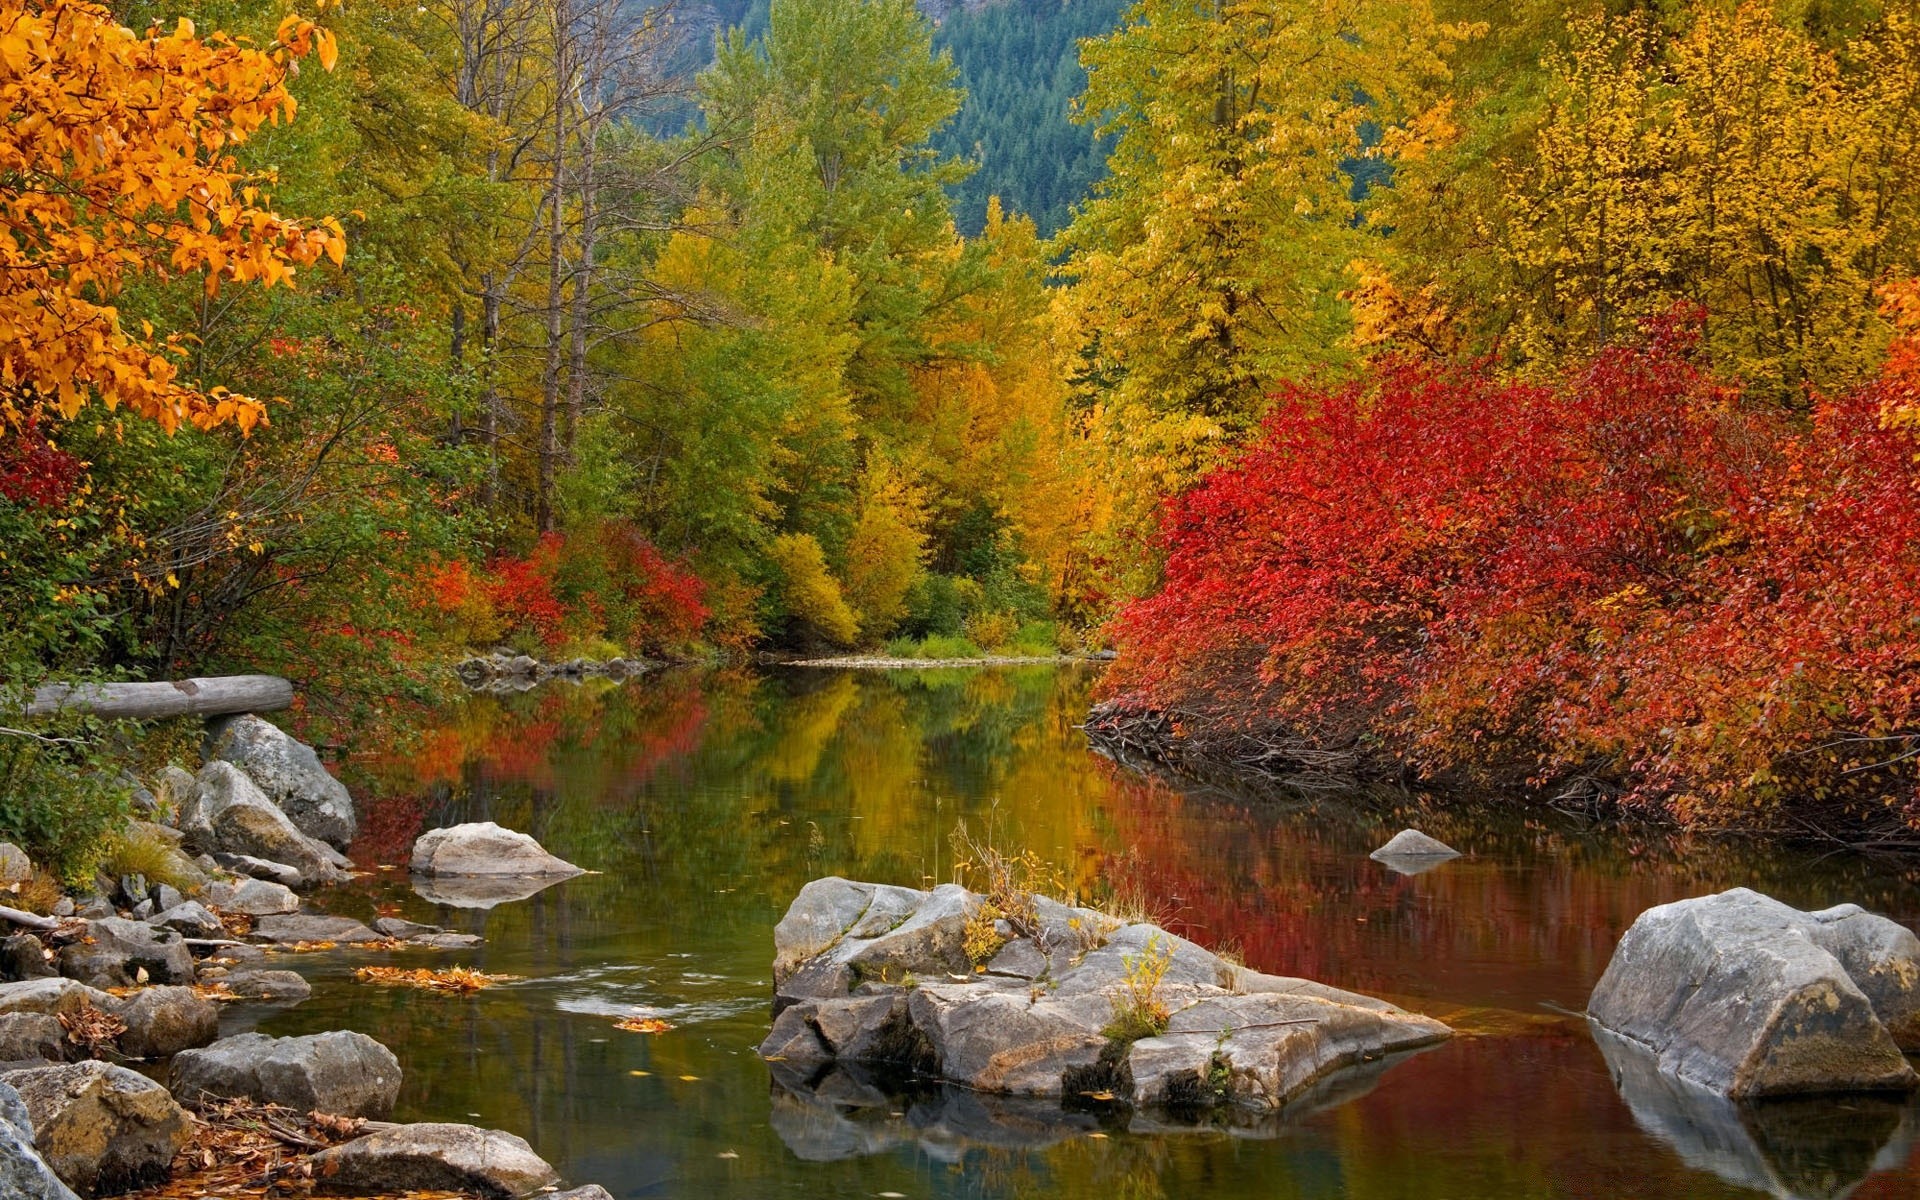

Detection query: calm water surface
xmin=246 ymin=666 xmax=1920 ymax=1199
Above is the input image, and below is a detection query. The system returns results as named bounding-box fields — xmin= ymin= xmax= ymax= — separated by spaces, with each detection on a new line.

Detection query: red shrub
xmin=1110 ymin=313 xmax=1920 ymax=828
xmin=0 ymin=421 xmax=82 ymax=508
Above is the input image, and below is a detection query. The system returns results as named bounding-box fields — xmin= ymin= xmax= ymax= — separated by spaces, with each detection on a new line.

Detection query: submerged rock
xmin=1589 ymin=888 xmax=1920 ymax=1098
xmin=0 ymin=1060 xmax=191 ymax=1197
xmin=409 ymin=823 xmax=584 ymax=879
xmin=1368 ymin=829 xmax=1461 ymax=875
xmin=171 ymin=1030 xmax=400 ymax=1118
xmin=306 ymin=1122 xmax=558 ymax=1197
xmin=0 ymin=1080 xmax=80 ymax=1200
xmin=759 ymin=877 xmax=1448 ymax=1117
xmin=206 ymin=715 xmax=357 ymax=850
xmin=250 ymin=914 xmax=383 ymax=945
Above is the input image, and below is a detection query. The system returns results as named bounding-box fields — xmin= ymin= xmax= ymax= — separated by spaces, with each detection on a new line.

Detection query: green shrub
xmin=0 ymin=737 xmax=131 ymax=886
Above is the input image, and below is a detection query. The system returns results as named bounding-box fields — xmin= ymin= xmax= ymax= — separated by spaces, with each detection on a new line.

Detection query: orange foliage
xmin=0 ymin=0 xmax=344 ymax=433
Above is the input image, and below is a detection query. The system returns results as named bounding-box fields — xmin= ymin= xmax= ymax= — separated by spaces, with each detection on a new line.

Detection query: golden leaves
xmin=613 ymin=1016 xmax=673 ymax=1034
xmin=1 ymin=0 xmax=346 ymax=434
xmin=352 ymin=966 xmax=518 ymax=992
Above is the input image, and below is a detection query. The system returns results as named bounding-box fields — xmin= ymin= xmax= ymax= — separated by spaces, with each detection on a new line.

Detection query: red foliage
xmin=0 ymin=420 xmax=82 ymax=508
xmin=487 ymin=533 xmax=569 ymax=650
xmin=1111 ymin=311 xmax=1920 ymax=827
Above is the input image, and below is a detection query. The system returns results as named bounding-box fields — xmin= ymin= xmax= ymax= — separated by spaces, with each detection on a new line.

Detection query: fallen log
xmin=0 ymin=905 xmax=57 ymax=930
xmin=23 ymin=675 xmax=293 ymax=721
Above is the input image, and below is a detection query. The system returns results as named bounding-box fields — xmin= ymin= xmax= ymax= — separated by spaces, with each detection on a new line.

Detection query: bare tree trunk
xmin=565 ymin=122 xmax=600 ymax=463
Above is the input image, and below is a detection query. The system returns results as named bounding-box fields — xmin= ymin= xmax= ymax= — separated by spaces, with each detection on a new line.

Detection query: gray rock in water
xmin=305 ymin=1122 xmax=558 ymax=1198
xmin=1589 ymin=887 xmax=1920 ymax=1098
xmin=147 ymin=901 xmax=224 ymax=940
xmin=57 ymin=918 xmax=194 ymax=988
xmin=0 ymin=1015 xmax=64 ymax=1063
xmin=0 ymin=1060 xmax=191 ymax=1196
xmin=0 ymin=843 xmax=31 ymax=886
xmin=370 ymin=916 xmax=439 ymax=940
xmin=1593 ymin=1023 xmax=1916 ymax=1200
xmin=221 ymin=969 xmax=312 ymax=1004
xmin=548 ymin=1188 xmax=616 ymax=1200
xmin=203 ymin=877 xmax=300 ymax=916
xmin=171 ymin=1030 xmax=400 ymax=1118
xmin=250 ymin=914 xmax=384 ymax=945
xmin=409 ymin=823 xmax=584 ymax=879
xmin=406 ymin=932 xmax=483 ymax=949
xmin=759 ymin=877 xmax=1450 ymax=1114
xmin=210 ymin=853 xmax=305 ymax=888
xmin=106 ymin=986 xmax=219 ymax=1060
xmin=0 ymin=1080 xmax=80 ymax=1200
xmin=1 ymin=936 xmax=54 ymax=983
xmin=206 ymin=714 xmax=357 ymax=850
xmin=1368 ymin=829 xmax=1461 ymax=872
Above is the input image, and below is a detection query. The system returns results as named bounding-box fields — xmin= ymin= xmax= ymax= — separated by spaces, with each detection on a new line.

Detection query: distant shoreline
xmin=778 ymin=654 xmax=1106 ymax=669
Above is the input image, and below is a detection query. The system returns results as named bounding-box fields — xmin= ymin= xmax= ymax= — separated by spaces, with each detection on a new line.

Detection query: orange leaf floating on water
xmin=614 ymin=1016 xmax=673 ymax=1034
xmin=353 ymin=966 xmax=517 ymax=993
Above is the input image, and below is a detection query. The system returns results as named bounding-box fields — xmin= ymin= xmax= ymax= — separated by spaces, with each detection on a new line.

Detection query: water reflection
xmin=1593 ymin=1026 xmax=1917 ymax=1200
xmin=238 ymin=665 xmax=1920 ymax=1200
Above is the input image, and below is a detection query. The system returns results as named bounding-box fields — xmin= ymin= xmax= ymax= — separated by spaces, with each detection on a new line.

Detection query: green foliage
xmin=0 ymin=730 xmax=132 ymax=887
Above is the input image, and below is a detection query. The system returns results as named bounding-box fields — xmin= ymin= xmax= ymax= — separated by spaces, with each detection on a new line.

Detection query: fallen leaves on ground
xmin=59 ymin=1001 xmax=127 ymax=1056
xmin=353 ymin=966 xmax=518 ymax=992
xmin=124 ymin=1100 xmax=476 ymax=1199
xmin=614 ymin=1016 xmax=673 ymax=1034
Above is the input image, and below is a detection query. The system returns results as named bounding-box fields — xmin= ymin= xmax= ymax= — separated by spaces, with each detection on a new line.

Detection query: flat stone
xmin=406 ymin=933 xmax=483 ymax=949
xmin=0 ymin=980 xmax=116 ymax=1020
xmin=210 ymin=854 xmax=304 ymax=889
xmin=370 ymin=917 xmax=439 ymax=939
xmin=221 ymin=969 xmax=312 ymax=1004
xmin=251 ymin=914 xmax=383 ymax=945
xmin=307 ymin=1122 xmax=558 ymax=1197
xmin=1589 ymin=887 xmax=1920 ymax=1097
xmin=171 ymin=1031 xmax=400 ymax=1118
xmin=0 ymin=1060 xmax=190 ymax=1196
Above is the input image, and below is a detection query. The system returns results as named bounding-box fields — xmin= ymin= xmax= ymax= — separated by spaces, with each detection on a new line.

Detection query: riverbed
xmin=248 ymin=664 xmax=1920 ymax=1199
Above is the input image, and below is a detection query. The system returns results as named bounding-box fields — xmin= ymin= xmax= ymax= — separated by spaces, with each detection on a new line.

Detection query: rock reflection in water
xmin=409 ymin=872 xmax=575 ymax=909
xmin=768 ymin=1046 xmax=1434 ymax=1164
xmin=1593 ymin=1024 xmax=1918 ymax=1200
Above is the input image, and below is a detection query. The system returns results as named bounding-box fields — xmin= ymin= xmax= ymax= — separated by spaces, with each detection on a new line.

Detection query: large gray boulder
xmin=105 ymin=987 xmax=218 ymax=1060
xmin=409 ymin=823 xmax=583 ymax=879
xmin=0 ymin=1080 xmax=80 ymax=1200
xmin=758 ymin=877 xmax=1449 ymax=1114
xmin=183 ymin=763 xmax=348 ymax=887
xmin=1589 ymin=888 xmax=1920 ymax=1098
xmin=221 ymin=969 xmax=312 ymax=1004
xmin=0 ymin=1061 xmax=191 ymax=1196
xmin=307 ymin=1123 xmax=558 ymax=1197
xmin=206 ymin=714 xmax=357 ymax=850
xmin=55 ymin=919 xmax=193 ymax=989
xmin=171 ymin=1031 xmax=400 ymax=1118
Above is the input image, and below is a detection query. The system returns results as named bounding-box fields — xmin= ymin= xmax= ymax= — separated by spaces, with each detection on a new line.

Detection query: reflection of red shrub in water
xmin=351 ymin=791 xmax=428 ymax=867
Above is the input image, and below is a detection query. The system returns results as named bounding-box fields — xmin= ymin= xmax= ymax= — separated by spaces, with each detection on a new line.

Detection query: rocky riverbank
xmin=0 ymin=711 xmax=604 ymax=1199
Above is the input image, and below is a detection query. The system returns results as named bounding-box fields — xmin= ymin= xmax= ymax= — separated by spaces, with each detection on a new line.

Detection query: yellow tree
xmin=0 ymin=0 xmax=344 ymax=434
xmin=1501 ymin=4 xmax=1920 ymax=398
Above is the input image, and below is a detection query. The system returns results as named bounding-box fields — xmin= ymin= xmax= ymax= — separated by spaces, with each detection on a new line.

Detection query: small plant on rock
xmin=1103 ymin=933 xmax=1173 ymax=1044
xmin=964 ymin=900 xmax=1008 ymax=968
xmin=950 ymin=820 xmax=1062 ymax=942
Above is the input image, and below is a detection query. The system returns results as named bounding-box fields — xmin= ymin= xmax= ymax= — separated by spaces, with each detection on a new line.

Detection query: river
xmin=247 ymin=664 xmax=1920 ymax=1199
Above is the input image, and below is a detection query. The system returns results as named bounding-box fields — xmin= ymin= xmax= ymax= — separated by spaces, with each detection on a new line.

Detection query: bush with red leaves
xmin=1107 ymin=313 xmax=1920 ymax=832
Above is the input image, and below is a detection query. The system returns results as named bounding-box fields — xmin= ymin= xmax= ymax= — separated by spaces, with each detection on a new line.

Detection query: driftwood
xmin=0 ymin=905 xmax=57 ymax=930
xmin=23 ymin=675 xmax=293 ymax=721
